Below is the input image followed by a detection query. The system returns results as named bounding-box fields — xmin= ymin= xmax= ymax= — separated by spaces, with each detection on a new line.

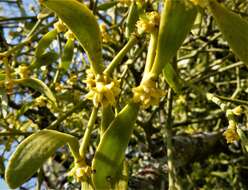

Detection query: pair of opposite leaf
xmin=5 ymin=0 xmax=248 ymax=189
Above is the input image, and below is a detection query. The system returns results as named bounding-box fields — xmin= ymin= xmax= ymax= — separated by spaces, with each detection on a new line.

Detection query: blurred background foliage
xmin=0 ymin=0 xmax=248 ymax=189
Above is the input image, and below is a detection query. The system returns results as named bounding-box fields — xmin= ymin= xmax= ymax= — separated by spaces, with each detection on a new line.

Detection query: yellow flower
xmin=223 ymin=121 xmax=239 ymax=143
xmin=84 ymin=69 xmax=120 ymax=107
xmin=68 ymin=163 xmax=91 ymax=182
xmin=17 ymin=65 xmax=30 ymax=78
xmin=55 ymin=82 xmax=64 ymax=92
xmin=132 ymin=77 xmax=165 ymax=109
xmin=54 ymin=19 xmax=67 ymax=33
xmin=64 ymin=30 xmax=75 ymax=40
xmin=100 ymin=23 xmax=112 ymax=43
xmin=34 ymin=96 xmax=47 ymax=107
xmin=232 ymin=106 xmax=243 ymax=116
xmin=136 ymin=11 xmax=160 ymax=34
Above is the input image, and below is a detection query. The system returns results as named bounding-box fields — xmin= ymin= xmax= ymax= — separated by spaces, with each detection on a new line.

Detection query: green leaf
xmin=97 ymin=1 xmax=117 ymax=11
xmin=13 ymin=78 xmax=57 ymax=107
xmin=41 ymin=0 xmax=104 ymax=74
xmin=60 ymin=38 xmax=74 ymax=71
xmin=5 ymin=129 xmax=80 ymax=189
xmin=125 ymin=2 xmax=139 ymax=38
xmin=35 ymin=29 xmax=57 ymax=57
xmin=208 ymin=0 xmax=248 ymax=65
xmin=114 ymin=161 xmax=129 ymax=190
xmin=151 ymin=0 xmax=197 ymax=93
xmin=92 ymin=102 xmax=139 ymax=189
xmin=100 ymin=105 xmax=115 ymax=136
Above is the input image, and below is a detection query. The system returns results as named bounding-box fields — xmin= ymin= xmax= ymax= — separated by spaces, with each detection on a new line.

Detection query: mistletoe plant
xmin=1 ymin=0 xmax=248 ymax=189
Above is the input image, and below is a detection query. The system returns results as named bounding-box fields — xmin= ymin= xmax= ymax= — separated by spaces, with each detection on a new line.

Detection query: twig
xmin=79 ymin=106 xmax=98 ymax=157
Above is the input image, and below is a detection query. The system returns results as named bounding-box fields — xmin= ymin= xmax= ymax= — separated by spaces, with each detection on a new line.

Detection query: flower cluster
xmin=100 ymin=24 xmax=111 ymax=43
xmin=232 ymin=106 xmax=243 ymax=116
xmin=223 ymin=120 xmax=239 ymax=144
xmin=132 ymin=76 xmax=165 ymax=109
xmin=136 ymin=11 xmax=160 ymax=34
xmin=54 ymin=19 xmax=75 ymax=40
xmin=84 ymin=69 xmax=121 ymax=107
xmin=16 ymin=65 xmax=30 ymax=78
xmin=34 ymin=96 xmax=47 ymax=107
xmin=64 ymin=30 xmax=75 ymax=40
xmin=68 ymin=161 xmax=91 ymax=182
xmin=223 ymin=106 xmax=244 ymax=143
xmin=54 ymin=19 xmax=67 ymax=33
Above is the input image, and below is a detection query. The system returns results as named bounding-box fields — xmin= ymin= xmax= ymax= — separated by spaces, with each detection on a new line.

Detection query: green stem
xmin=68 ymin=137 xmax=81 ymax=162
xmin=104 ymin=34 xmax=138 ymax=76
xmin=165 ymin=88 xmax=177 ymax=190
xmin=0 ymin=40 xmax=31 ymax=58
xmin=144 ymin=29 xmax=158 ymax=75
xmin=0 ymin=16 xmax=36 ymax=22
xmin=206 ymin=92 xmax=228 ymax=111
xmin=0 ymin=131 xmax=32 ymax=136
xmin=35 ymin=168 xmax=44 ymax=190
xmin=79 ymin=106 xmax=98 ymax=157
xmin=26 ymin=19 xmax=43 ymax=40
xmin=216 ymin=95 xmax=248 ymax=106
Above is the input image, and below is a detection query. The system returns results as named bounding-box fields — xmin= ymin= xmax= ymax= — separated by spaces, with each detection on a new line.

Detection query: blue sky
xmin=0 ymin=178 xmax=9 ymax=190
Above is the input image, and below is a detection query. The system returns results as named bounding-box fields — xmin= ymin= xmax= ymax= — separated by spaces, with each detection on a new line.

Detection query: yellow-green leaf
xmin=208 ymin=0 xmax=248 ymax=65
xmin=14 ymin=78 xmax=57 ymax=107
xmin=35 ymin=29 xmax=57 ymax=57
xmin=60 ymin=38 xmax=74 ymax=71
xmin=5 ymin=129 xmax=80 ymax=189
xmin=92 ymin=102 xmax=139 ymax=189
xmin=97 ymin=2 xmax=117 ymax=11
xmin=151 ymin=0 xmax=197 ymax=93
xmin=41 ymin=0 xmax=104 ymax=74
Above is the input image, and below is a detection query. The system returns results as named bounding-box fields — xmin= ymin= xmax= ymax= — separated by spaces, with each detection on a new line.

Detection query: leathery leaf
xmin=125 ymin=2 xmax=139 ymax=38
xmin=97 ymin=2 xmax=117 ymax=11
xmin=92 ymin=102 xmax=139 ymax=189
xmin=14 ymin=78 xmax=57 ymax=107
xmin=35 ymin=29 xmax=57 ymax=57
xmin=208 ymin=0 xmax=248 ymax=65
xmin=100 ymin=105 xmax=115 ymax=136
xmin=41 ymin=0 xmax=104 ymax=74
xmin=60 ymin=38 xmax=74 ymax=71
xmin=151 ymin=0 xmax=197 ymax=93
xmin=5 ymin=129 xmax=80 ymax=189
